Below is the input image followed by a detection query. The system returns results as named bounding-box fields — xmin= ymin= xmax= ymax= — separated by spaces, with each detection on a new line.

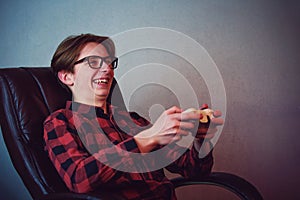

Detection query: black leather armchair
xmin=0 ymin=67 xmax=263 ymax=200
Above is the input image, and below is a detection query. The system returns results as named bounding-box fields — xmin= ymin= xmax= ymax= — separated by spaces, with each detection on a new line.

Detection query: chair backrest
xmin=0 ymin=67 xmax=125 ymax=199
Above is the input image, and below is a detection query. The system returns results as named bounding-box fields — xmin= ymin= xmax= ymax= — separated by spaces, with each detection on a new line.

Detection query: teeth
xmin=94 ymin=79 xmax=108 ymax=84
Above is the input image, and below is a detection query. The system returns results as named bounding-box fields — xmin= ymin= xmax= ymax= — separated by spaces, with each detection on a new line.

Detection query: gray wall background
xmin=1 ymin=0 xmax=300 ymax=199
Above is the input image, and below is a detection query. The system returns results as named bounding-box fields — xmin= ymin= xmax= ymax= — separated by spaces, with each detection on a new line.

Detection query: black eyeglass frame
xmin=74 ymin=55 xmax=118 ymax=69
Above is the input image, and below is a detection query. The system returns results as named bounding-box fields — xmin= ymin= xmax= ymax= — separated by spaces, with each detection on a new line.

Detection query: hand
xmin=196 ymin=104 xmax=224 ymax=140
xmin=149 ymin=106 xmax=201 ymax=144
xmin=134 ymin=106 xmax=200 ymax=153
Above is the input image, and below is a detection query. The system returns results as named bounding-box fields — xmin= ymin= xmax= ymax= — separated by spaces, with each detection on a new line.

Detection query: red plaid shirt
xmin=44 ymin=101 xmax=213 ymax=200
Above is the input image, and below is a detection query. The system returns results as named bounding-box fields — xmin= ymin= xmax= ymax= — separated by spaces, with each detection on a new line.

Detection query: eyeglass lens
xmin=88 ymin=56 xmax=117 ymax=69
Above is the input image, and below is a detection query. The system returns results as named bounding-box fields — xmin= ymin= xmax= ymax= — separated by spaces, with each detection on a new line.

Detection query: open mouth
xmin=93 ymin=78 xmax=109 ymax=85
xmin=93 ymin=79 xmax=109 ymax=84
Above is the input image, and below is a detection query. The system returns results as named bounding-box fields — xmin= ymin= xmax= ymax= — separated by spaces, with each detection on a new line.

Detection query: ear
xmin=58 ymin=70 xmax=75 ymax=86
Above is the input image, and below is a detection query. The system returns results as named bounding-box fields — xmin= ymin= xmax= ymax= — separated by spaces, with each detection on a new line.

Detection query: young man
xmin=44 ymin=33 xmax=223 ymax=199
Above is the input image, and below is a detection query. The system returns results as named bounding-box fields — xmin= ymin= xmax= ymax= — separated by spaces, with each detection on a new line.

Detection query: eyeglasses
xmin=74 ymin=55 xmax=118 ymax=69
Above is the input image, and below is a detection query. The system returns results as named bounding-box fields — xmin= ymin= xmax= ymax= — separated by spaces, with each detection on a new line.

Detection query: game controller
xmin=183 ymin=108 xmax=214 ymax=123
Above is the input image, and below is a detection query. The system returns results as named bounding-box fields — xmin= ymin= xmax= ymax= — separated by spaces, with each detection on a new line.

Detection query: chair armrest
xmin=39 ymin=172 xmax=263 ymax=200
xmin=171 ymin=172 xmax=263 ymax=200
xmin=39 ymin=192 xmax=124 ymax=200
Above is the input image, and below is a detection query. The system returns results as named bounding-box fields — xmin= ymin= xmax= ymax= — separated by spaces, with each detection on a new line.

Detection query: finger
xmin=213 ymin=110 xmax=222 ymax=117
xmin=205 ymin=133 xmax=215 ymax=139
xmin=166 ymin=128 xmax=190 ymax=136
xmin=159 ymin=132 xmax=184 ymax=144
xmin=179 ymin=112 xmax=201 ymax=121
xmin=177 ymin=129 xmax=190 ymax=136
xmin=171 ymin=134 xmax=182 ymax=142
xmin=165 ymin=106 xmax=182 ymax=115
xmin=210 ymin=117 xmax=224 ymax=126
xmin=169 ymin=112 xmax=199 ymax=122
xmin=179 ymin=121 xmax=195 ymax=129
xmin=207 ymin=127 xmax=218 ymax=134
xmin=163 ymin=119 xmax=195 ymax=130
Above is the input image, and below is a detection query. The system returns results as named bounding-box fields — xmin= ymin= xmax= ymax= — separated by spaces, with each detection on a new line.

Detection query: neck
xmin=95 ymin=100 xmax=107 ymax=113
xmin=73 ymin=96 xmax=108 ymax=113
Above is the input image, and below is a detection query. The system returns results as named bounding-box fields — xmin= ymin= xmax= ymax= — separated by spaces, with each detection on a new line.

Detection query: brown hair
xmin=51 ymin=33 xmax=115 ymax=77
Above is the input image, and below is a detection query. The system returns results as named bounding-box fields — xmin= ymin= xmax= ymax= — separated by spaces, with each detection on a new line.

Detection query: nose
xmin=100 ymin=63 xmax=112 ymax=72
xmin=98 ymin=63 xmax=114 ymax=76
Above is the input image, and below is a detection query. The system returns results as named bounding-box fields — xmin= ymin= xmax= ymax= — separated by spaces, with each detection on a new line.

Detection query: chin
xmin=94 ymin=92 xmax=109 ymax=99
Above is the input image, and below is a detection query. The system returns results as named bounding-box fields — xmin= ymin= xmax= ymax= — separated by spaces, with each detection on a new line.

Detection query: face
xmin=60 ymin=42 xmax=115 ymax=107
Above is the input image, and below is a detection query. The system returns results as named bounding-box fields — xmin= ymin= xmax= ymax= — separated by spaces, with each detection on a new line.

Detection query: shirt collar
xmin=66 ymin=101 xmax=116 ymax=118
